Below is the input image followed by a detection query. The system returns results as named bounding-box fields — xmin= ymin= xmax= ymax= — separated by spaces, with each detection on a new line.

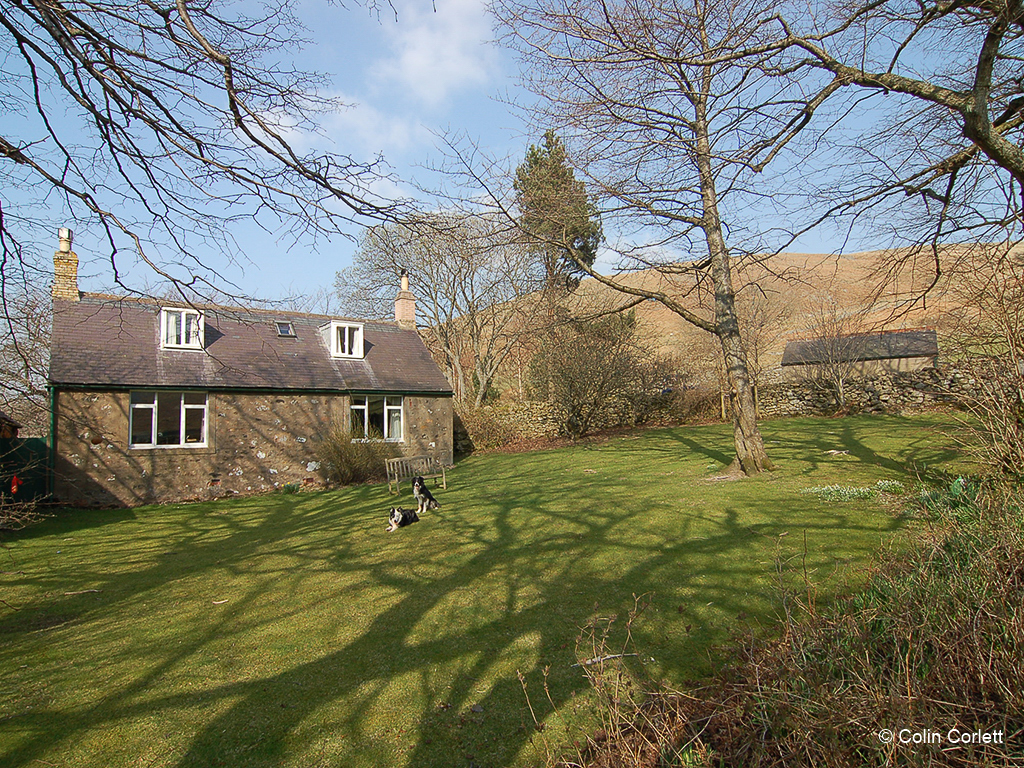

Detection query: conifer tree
xmin=513 ymin=131 xmax=603 ymax=290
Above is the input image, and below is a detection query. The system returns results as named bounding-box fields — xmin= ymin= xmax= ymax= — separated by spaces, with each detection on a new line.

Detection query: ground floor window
xmin=350 ymin=395 xmax=403 ymax=441
xmin=129 ymin=391 xmax=208 ymax=447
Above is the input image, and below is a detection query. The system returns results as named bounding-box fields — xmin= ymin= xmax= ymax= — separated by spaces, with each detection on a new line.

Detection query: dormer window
xmin=161 ymin=308 xmax=204 ymax=349
xmin=330 ymin=321 xmax=363 ymax=358
xmin=276 ymin=321 xmax=296 ymax=337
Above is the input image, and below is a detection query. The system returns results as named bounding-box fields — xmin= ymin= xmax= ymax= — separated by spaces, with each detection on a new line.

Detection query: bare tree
xmin=778 ymin=0 xmax=1024 ymax=287
xmin=802 ymin=296 xmax=872 ymax=413
xmin=0 ymin=280 xmax=51 ymax=432
xmin=528 ymin=313 xmax=670 ymax=439
xmin=736 ymin=287 xmax=793 ymax=397
xmin=335 ymin=215 xmax=548 ymax=407
xmin=489 ymin=0 xmax=842 ymax=473
xmin=0 ymin=0 xmax=405 ymax=302
xmin=945 ymin=251 xmax=1024 ymax=476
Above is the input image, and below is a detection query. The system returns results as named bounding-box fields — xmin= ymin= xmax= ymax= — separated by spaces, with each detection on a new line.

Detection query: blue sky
xmin=43 ymin=0 xmax=528 ymax=302
xmin=59 ymin=0 xmax=850 ymax=304
xmin=222 ymin=0 xmax=531 ymax=302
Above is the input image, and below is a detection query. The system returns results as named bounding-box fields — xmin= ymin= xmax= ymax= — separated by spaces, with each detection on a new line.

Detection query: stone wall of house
xmin=758 ymin=367 xmax=972 ymax=418
xmin=54 ymin=389 xmax=453 ymax=507
xmin=403 ymin=395 xmax=454 ymax=465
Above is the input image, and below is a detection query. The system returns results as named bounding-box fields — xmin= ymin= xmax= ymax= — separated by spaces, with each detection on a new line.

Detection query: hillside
xmin=562 ymin=244 xmax=987 ymax=383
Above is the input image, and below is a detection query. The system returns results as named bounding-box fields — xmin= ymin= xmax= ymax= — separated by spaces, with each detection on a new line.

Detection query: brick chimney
xmin=395 ymin=269 xmax=416 ymax=330
xmin=52 ymin=227 xmax=80 ymax=301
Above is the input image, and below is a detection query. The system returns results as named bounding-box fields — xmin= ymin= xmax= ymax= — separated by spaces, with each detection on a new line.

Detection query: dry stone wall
xmin=455 ymin=367 xmax=971 ymax=453
xmin=758 ymin=367 xmax=971 ymax=418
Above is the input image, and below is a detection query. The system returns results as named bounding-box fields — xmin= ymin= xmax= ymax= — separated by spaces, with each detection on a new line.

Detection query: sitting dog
xmin=386 ymin=506 xmax=419 ymax=532
xmin=412 ymin=476 xmax=440 ymax=514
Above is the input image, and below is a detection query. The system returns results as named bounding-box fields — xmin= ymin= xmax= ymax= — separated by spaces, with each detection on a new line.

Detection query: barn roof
xmin=781 ymin=328 xmax=939 ymax=367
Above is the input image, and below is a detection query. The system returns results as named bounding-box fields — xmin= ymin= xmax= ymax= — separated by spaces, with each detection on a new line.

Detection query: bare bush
xmin=528 ymin=314 xmax=673 ymax=439
xmin=666 ymin=385 xmax=721 ymax=425
xmin=945 ymin=256 xmax=1024 ymax=477
xmin=0 ymin=501 xmax=45 ymax=531
xmin=312 ymin=426 xmax=401 ymax=486
xmin=454 ymin=406 xmax=526 ymax=452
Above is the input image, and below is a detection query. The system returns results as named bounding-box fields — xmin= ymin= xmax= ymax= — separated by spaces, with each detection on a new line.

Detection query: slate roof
xmin=0 ymin=408 xmax=21 ymax=429
xmin=781 ymin=328 xmax=939 ymax=367
xmin=49 ymin=294 xmax=453 ymax=394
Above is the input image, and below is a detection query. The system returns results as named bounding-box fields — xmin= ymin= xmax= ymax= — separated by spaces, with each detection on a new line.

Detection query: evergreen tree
xmin=513 ymin=131 xmax=603 ymax=289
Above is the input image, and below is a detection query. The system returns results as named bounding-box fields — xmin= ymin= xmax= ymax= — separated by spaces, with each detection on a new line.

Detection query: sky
xmin=214 ymin=0 xmax=532 ymax=303
xmin=28 ymin=0 xmax=530 ymax=303
xmin=56 ymin=0 xmax=848 ymax=305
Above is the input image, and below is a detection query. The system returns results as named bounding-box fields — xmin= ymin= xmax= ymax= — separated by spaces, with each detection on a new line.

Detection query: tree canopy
xmin=513 ymin=130 xmax=603 ymax=290
xmin=0 ymin=0 xmax=403 ymax=299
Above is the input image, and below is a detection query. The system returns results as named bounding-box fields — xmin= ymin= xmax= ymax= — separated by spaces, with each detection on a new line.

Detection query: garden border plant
xmin=566 ymin=475 xmax=1024 ymax=768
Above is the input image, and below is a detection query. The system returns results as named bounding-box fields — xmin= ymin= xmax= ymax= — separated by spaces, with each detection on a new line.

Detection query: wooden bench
xmin=386 ymin=455 xmax=448 ymax=495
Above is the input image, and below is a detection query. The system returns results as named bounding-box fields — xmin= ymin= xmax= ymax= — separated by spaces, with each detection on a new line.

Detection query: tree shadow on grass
xmin=756 ymin=415 xmax=963 ymax=478
xmin=658 ymin=432 xmax=734 ymax=467
xmin=0 ymin=417 xmax=943 ymax=768
xmin=0 ymin=483 xmax=798 ymax=767
xmin=837 ymin=418 xmax=963 ymax=479
xmin=1 ymin=506 xmax=138 ymax=542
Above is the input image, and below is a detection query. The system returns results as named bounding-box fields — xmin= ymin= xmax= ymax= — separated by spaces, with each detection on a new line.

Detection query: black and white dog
xmin=412 ymin=476 xmax=440 ymax=514
xmin=386 ymin=506 xmax=419 ymax=532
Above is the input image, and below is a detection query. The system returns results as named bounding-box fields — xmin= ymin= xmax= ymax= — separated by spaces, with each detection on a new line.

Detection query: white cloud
xmin=371 ymin=0 xmax=500 ymax=107
xmin=324 ymin=97 xmax=433 ymax=157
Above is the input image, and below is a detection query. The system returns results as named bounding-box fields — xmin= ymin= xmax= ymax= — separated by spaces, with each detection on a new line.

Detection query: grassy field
xmin=0 ymin=413 xmax=968 ymax=768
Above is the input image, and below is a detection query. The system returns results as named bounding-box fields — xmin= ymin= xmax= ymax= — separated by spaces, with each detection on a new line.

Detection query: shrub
xmin=312 ymin=425 xmax=401 ymax=486
xmin=0 ymin=500 xmax=45 ymax=531
xmin=666 ymin=384 xmax=721 ymax=423
xmin=528 ymin=313 xmax=675 ymax=439
xmin=455 ymin=406 xmax=526 ymax=451
xmin=565 ymin=480 xmax=1024 ymax=768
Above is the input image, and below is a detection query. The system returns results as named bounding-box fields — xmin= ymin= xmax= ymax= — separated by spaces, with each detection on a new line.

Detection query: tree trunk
xmin=717 ymin=325 xmax=774 ymax=473
xmin=694 ymin=89 xmax=775 ymax=474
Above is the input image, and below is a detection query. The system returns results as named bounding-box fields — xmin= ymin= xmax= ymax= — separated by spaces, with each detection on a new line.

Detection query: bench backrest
xmin=385 ymin=455 xmax=446 ymax=494
xmin=386 ymin=456 xmax=438 ymax=478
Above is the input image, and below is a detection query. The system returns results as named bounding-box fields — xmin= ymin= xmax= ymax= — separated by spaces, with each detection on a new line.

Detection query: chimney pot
xmin=53 ymin=226 xmax=80 ymax=301
xmin=395 ymin=270 xmax=416 ymax=330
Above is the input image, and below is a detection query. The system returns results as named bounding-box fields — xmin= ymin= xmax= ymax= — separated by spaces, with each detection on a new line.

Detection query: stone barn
xmin=780 ymin=327 xmax=940 ymax=381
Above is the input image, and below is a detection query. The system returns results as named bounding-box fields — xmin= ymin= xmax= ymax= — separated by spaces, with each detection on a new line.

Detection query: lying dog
xmin=386 ymin=506 xmax=419 ymax=532
xmin=412 ymin=476 xmax=440 ymax=514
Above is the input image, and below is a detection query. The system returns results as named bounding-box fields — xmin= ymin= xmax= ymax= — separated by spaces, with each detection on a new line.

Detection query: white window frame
xmin=161 ymin=308 xmax=204 ymax=350
xmin=276 ymin=321 xmax=296 ymax=337
xmin=129 ymin=391 xmax=208 ymax=448
xmin=350 ymin=395 xmax=403 ymax=442
xmin=330 ymin=321 xmax=364 ymax=358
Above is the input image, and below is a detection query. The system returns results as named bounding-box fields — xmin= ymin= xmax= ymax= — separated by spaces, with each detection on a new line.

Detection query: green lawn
xmin=0 ymin=413 xmax=968 ymax=768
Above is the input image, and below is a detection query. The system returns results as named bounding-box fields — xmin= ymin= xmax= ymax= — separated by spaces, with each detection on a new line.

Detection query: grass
xmin=0 ymin=413 xmax=969 ymax=768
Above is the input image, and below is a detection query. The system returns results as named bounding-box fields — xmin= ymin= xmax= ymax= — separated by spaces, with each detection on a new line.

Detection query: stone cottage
xmin=47 ymin=230 xmax=453 ymax=506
